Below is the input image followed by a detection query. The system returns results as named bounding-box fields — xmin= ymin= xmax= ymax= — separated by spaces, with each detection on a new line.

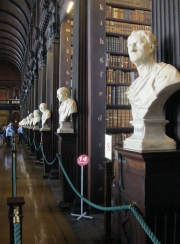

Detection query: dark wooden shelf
xmin=106 ymin=2 xmax=151 ymax=12
xmin=106 ymin=104 xmax=131 ymax=109
xmin=106 ymin=127 xmax=133 ymax=134
xmin=106 ymin=66 xmax=137 ymax=71
xmin=106 ymin=51 xmax=129 ymax=56
xmin=106 ymin=17 xmax=151 ymax=26
xmin=106 ymin=82 xmax=131 ymax=86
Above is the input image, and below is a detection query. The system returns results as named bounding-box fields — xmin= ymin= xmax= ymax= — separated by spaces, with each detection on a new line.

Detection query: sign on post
xmin=77 ymin=154 xmax=89 ymax=166
xmin=71 ymin=154 xmax=93 ymax=221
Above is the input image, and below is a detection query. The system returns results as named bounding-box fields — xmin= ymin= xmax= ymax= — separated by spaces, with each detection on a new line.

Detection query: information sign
xmin=105 ymin=134 xmax=112 ymax=160
xmin=77 ymin=154 xmax=89 ymax=166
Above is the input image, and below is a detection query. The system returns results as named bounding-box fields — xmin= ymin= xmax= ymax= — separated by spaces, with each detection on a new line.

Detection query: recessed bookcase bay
xmin=105 ymin=0 xmax=152 ymax=146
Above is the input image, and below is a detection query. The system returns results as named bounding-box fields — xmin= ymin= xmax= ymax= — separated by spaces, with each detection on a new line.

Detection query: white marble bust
xmin=28 ymin=113 xmax=34 ymax=128
xmin=57 ymin=87 xmax=77 ymax=133
xmin=19 ymin=118 xmax=26 ymax=127
xmin=33 ymin=109 xmax=41 ymax=130
xmin=39 ymin=103 xmax=51 ymax=131
xmin=123 ymin=30 xmax=180 ymax=152
xmin=25 ymin=116 xmax=30 ymax=127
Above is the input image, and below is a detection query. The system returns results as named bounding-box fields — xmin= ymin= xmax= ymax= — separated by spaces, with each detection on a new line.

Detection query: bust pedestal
xmin=55 ymin=133 xmax=77 ymax=211
xmin=29 ymin=129 xmax=35 ymax=154
xmin=57 ymin=121 xmax=74 ymax=133
xmin=40 ymin=123 xmax=50 ymax=131
xmin=33 ymin=129 xmax=42 ymax=164
xmin=40 ymin=131 xmax=52 ymax=178
xmin=123 ymin=119 xmax=176 ymax=152
xmin=112 ymin=147 xmax=180 ymax=243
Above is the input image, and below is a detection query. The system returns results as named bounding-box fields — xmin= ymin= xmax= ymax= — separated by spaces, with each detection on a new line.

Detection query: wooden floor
xmin=0 ymin=138 xmax=105 ymax=244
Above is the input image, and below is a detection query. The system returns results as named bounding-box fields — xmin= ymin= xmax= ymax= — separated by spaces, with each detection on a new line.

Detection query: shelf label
xmin=105 ymin=134 xmax=112 ymax=160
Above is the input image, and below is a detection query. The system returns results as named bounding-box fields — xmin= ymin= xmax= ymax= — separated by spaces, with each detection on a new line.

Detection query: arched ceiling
xmin=0 ymin=0 xmax=34 ymax=73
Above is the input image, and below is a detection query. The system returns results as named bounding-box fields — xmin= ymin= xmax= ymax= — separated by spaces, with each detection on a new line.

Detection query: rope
xmin=14 ymin=222 xmax=21 ymax=244
xmin=40 ymin=145 xmax=58 ymax=165
xmin=33 ymin=140 xmax=41 ymax=151
xmin=28 ymin=136 xmax=33 ymax=147
xmin=25 ymin=136 xmax=161 ymax=244
xmin=56 ymin=154 xmax=160 ymax=243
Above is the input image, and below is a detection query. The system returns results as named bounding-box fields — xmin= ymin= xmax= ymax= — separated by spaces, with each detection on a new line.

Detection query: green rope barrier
xmin=14 ymin=222 xmax=21 ymax=244
xmin=40 ymin=145 xmax=58 ymax=165
xmin=12 ymin=134 xmax=17 ymax=197
xmin=56 ymin=154 xmax=161 ymax=244
xmin=12 ymin=153 xmax=17 ymax=197
xmin=28 ymin=136 xmax=33 ymax=147
xmin=29 ymin=140 xmax=161 ymax=244
xmin=32 ymin=140 xmax=41 ymax=151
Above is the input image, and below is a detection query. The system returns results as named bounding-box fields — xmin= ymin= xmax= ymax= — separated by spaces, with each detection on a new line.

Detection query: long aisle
xmin=0 ymin=141 xmax=78 ymax=244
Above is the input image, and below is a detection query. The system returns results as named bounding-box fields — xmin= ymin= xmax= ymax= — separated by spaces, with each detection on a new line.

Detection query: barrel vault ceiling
xmin=0 ymin=0 xmax=34 ymax=73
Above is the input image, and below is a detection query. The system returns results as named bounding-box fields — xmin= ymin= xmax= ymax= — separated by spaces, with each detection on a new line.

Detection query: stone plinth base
xmin=57 ymin=122 xmax=74 ymax=133
xmin=123 ymin=119 xmax=176 ymax=152
xmin=40 ymin=124 xmax=51 ymax=131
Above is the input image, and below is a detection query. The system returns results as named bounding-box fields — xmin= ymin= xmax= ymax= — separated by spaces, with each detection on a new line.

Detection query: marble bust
xmin=25 ymin=116 xmax=30 ymax=127
xmin=39 ymin=103 xmax=51 ymax=131
xmin=28 ymin=113 xmax=34 ymax=129
xmin=123 ymin=30 xmax=180 ymax=152
xmin=57 ymin=87 xmax=77 ymax=133
xmin=33 ymin=110 xmax=41 ymax=130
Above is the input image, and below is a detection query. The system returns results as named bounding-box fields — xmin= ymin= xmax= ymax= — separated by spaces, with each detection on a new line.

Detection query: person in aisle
xmin=57 ymin=87 xmax=77 ymax=126
xmin=9 ymin=122 xmax=15 ymax=132
xmin=3 ymin=125 xmax=7 ymax=144
xmin=126 ymin=30 xmax=180 ymax=120
xmin=17 ymin=124 xmax=23 ymax=144
xmin=6 ymin=124 xmax=14 ymax=147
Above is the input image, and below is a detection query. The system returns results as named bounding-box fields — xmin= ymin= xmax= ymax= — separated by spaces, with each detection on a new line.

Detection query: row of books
xmin=106 ymin=6 xmax=151 ymax=24
xmin=106 ymin=0 xmax=151 ymax=9
xmin=106 ymin=21 xmax=151 ymax=35
xmin=106 ymin=85 xmax=130 ymax=105
xmin=106 ymin=53 xmax=136 ymax=68
xmin=106 ymin=69 xmax=138 ymax=84
xmin=106 ymin=36 xmax=128 ymax=53
xmin=106 ymin=109 xmax=133 ymax=128
xmin=111 ymin=132 xmax=133 ymax=146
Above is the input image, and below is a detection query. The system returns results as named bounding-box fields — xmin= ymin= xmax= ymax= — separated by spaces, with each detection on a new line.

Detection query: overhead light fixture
xmin=67 ymin=1 xmax=74 ymax=13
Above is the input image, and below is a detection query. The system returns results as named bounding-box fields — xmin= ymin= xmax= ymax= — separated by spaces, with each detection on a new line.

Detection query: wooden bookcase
xmin=105 ymin=0 xmax=152 ymax=147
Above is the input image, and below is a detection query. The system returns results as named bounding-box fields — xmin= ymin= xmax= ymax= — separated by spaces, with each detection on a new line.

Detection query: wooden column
xmin=112 ymin=147 xmax=180 ymax=243
xmin=40 ymin=131 xmax=52 ymax=178
xmin=56 ymin=133 xmax=77 ymax=211
xmin=152 ymin=0 xmax=180 ymax=149
xmin=29 ymin=129 xmax=35 ymax=154
xmin=50 ymin=36 xmax=60 ymax=178
xmin=33 ymin=129 xmax=42 ymax=163
xmin=33 ymin=68 xmax=39 ymax=110
xmin=87 ymin=0 xmax=106 ymax=206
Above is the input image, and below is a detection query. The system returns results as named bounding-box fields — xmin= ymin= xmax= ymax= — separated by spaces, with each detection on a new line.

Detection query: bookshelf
xmin=105 ymin=0 xmax=152 ymax=147
xmin=59 ymin=13 xmax=73 ymax=93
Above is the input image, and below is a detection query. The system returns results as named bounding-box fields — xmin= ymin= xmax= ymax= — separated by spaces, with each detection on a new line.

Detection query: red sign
xmin=77 ymin=154 xmax=89 ymax=166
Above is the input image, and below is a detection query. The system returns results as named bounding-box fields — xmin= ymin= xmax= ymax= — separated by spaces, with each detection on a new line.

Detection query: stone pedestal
xmin=57 ymin=121 xmax=74 ymax=133
xmin=40 ymin=123 xmax=51 ymax=131
xmin=33 ymin=130 xmax=42 ymax=164
xmin=123 ymin=119 xmax=176 ymax=152
xmin=56 ymin=133 xmax=78 ymax=211
xmin=29 ymin=129 xmax=35 ymax=154
xmin=112 ymin=147 xmax=180 ymax=244
xmin=40 ymin=131 xmax=52 ymax=178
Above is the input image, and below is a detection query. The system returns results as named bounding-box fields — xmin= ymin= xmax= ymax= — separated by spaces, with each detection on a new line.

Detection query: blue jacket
xmin=18 ymin=127 xmax=23 ymax=133
xmin=6 ymin=127 xmax=13 ymax=137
